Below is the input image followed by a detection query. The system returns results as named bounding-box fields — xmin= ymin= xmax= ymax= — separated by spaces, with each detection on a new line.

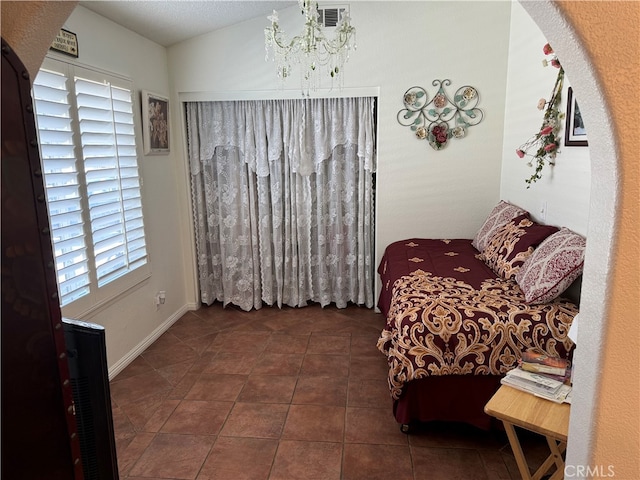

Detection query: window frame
xmin=33 ymin=56 xmax=151 ymax=319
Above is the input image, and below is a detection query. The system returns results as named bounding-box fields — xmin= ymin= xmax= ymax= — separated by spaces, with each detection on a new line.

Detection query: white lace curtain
xmin=185 ymin=97 xmax=376 ymax=311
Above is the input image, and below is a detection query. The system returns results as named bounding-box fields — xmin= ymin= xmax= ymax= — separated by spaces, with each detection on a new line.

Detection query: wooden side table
xmin=485 ymin=385 xmax=570 ymax=480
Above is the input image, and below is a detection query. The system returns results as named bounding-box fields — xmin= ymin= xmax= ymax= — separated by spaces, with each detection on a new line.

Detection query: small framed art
xmin=142 ymin=90 xmax=170 ymax=154
xmin=564 ymin=87 xmax=588 ymax=147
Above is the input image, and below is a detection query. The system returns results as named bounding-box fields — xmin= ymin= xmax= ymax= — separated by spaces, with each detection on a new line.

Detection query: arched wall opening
xmin=3 ymin=0 xmax=637 ymax=475
xmin=524 ymin=1 xmax=639 ymax=475
xmin=522 ymin=0 xmax=619 ymax=470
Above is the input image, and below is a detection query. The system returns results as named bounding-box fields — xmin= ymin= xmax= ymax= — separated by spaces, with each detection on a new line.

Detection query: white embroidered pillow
xmin=515 ymin=227 xmax=586 ymax=304
xmin=472 ymin=200 xmax=528 ymax=252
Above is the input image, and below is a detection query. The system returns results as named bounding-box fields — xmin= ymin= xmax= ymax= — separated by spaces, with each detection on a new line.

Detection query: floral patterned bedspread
xmin=376 ymin=239 xmax=577 ymax=400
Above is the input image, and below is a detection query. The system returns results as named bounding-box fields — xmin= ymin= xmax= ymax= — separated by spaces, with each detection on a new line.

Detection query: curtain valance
xmin=186 ymin=97 xmax=376 ymax=177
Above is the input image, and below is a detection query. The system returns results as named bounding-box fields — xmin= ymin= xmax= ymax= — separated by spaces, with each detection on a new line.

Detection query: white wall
xmin=59 ymin=6 xmax=193 ymax=374
xmin=500 ymin=2 xmax=591 ymax=236
xmin=168 ymin=1 xmax=513 ymax=281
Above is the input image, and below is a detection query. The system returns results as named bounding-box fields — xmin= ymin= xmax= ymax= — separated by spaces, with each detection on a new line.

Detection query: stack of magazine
xmin=501 ymin=351 xmax=572 ymax=403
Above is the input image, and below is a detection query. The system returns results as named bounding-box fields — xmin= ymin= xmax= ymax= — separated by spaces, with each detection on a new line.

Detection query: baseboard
xmin=108 ymin=303 xmax=198 ymax=380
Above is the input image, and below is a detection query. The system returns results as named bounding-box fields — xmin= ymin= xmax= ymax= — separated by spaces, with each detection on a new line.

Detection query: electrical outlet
xmin=540 ymin=201 xmax=548 ymax=222
xmin=155 ymin=291 xmax=166 ymax=307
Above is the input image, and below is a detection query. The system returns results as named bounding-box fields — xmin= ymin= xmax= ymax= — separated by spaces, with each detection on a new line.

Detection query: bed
xmin=376 ymin=202 xmax=584 ymax=431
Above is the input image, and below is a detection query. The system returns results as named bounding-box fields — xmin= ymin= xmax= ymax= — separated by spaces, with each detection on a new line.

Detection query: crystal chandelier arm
xmin=267 ymin=23 xmax=300 ymax=53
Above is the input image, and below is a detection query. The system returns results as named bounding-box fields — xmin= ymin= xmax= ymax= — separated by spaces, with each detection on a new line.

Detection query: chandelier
xmin=265 ymin=0 xmax=356 ymax=95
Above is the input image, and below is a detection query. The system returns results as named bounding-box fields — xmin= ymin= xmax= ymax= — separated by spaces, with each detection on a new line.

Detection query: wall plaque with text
xmin=50 ymin=29 xmax=78 ymax=58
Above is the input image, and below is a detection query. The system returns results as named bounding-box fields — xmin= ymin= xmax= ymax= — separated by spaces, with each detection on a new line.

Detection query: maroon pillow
xmin=479 ymin=214 xmax=559 ymax=280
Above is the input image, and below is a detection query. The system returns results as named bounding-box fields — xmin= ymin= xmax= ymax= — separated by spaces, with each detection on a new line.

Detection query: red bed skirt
xmin=393 ymin=374 xmax=503 ymax=431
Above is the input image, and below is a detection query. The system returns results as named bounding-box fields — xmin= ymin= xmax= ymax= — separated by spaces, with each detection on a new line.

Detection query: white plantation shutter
xmin=75 ymin=77 xmax=147 ymax=286
xmin=33 ymin=68 xmax=90 ymax=305
xmin=32 ymin=58 xmax=149 ymax=310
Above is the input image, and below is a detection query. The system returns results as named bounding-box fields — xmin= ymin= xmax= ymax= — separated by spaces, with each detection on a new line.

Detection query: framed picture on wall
xmin=564 ymin=87 xmax=588 ymax=146
xmin=142 ymin=90 xmax=170 ymax=154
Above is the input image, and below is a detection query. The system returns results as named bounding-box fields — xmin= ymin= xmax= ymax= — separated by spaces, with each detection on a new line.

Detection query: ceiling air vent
xmin=318 ymin=5 xmax=349 ymax=28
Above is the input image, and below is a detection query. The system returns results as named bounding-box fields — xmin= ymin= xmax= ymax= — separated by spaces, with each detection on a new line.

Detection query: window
xmin=32 ymin=57 xmax=149 ymax=316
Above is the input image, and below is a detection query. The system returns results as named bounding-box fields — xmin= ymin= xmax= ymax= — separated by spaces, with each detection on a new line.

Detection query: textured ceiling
xmin=79 ymin=1 xmax=296 ymax=47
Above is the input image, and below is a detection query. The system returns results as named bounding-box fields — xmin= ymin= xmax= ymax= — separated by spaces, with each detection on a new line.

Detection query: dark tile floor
xmin=110 ymin=302 xmax=547 ymax=479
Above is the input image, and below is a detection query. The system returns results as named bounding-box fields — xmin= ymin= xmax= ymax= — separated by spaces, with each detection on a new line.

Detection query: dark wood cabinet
xmin=1 ymin=37 xmax=84 ymax=480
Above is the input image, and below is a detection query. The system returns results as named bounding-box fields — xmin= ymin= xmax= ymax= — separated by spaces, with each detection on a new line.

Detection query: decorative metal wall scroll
xmin=397 ymin=80 xmax=484 ymax=150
